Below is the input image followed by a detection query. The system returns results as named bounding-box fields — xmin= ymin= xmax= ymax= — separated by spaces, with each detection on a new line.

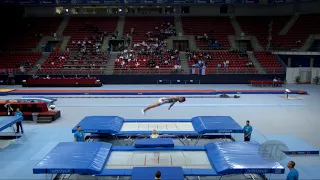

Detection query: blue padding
xmin=125 ymin=119 xmax=191 ymax=122
xmin=72 ymin=116 xmax=124 ymax=133
xmin=117 ymin=131 xmax=198 ymax=135
xmin=131 ymin=167 xmax=184 ymax=180
xmin=205 ymin=142 xmax=285 ymax=175
xmin=183 ymin=168 xmax=219 ymax=176
xmin=135 ymin=138 xmax=174 ymax=148
xmin=112 ymin=146 xmax=206 ymax=151
xmin=33 ymin=142 xmax=112 ymax=174
xmin=0 ymin=116 xmax=23 ymax=131
xmin=191 ymin=116 xmax=243 ymax=133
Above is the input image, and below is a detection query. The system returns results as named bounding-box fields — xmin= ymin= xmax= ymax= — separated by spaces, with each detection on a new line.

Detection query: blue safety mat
xmin=192 ymin=116 xmax=243 ymax=133
xmin=265 ymin=135 xmax=319 ymax=155
xmin=135 ymin=138 xmax=174 ymax=148
xmin=0 ymin=116 xmax=23 ymax=132
xmin=205 ymin=142 xmax=285 ymax=174
xmin=131 ymin=167 xmax=184 ymax=180
xmin=73 ymin=116 xmax=243 ymax=135
xmin=72 ymin=116 xmax=124 ymax=133
xmin=33 ymin=142 xmax=112 ymax=174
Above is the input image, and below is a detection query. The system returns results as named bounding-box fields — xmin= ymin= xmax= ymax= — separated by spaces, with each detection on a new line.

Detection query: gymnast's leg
xmin=142 ymin=102 xmax=161 ymax=115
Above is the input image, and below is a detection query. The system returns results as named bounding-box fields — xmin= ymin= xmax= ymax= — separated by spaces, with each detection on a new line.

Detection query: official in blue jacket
xmin=287 ymin=161 xmax=299 ymax=180
xmin=14 ymin=108 xmax=23 ymax=134
xmin=243 ymin=120 xmax=253 ymax=141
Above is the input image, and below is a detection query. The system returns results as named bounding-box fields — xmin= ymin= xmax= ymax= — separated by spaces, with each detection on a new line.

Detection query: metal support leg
xmin=194 ymin=135 xmax=202 ymax=146
xmin=112 ymin=135 xmax=121 ymax=145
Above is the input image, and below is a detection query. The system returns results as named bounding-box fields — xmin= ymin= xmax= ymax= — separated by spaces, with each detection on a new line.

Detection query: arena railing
xmin=31 ymin=67 xmax=285 ymax=75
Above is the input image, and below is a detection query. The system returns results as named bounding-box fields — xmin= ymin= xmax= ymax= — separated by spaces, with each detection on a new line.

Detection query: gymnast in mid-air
xmin=142 ymin=96 xmax=186 ymax=115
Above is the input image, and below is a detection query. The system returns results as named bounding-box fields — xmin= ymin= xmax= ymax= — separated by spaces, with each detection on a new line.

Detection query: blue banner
xmin=2 ymin=0 xmax=295 ymax=4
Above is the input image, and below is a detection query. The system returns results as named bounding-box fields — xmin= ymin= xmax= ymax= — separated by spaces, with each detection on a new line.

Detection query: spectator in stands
xmin=20 ymin=65 xmax=25 ymax=73
xmin=15 ymin=108 xmax=23 ymax=134
xmin=174 ymin=64 xmax=181 ymax=73
xmin=245 ymin=61 xmax=254 ymax=67
xmin=4 ymin=103 xmax=13 ymax=116
xmin=223 ymin=61 xmax=228 ymax=68
xmin=273 ymin=77 xmax=278 ymax=87
xmin=286 ymin=161 xmax=299 ymax=180
xmin=243 ymin=120 xmax=253 ymax=141
xmin=150 ymin=129 xmax=160 ymax=139
xmin=155 ymin=171 xmax=161 ymax=180
xmin=217 ymin=63 xmax=222 ymax=69
xmin=74 ymin=126 xmax=85 ymax=142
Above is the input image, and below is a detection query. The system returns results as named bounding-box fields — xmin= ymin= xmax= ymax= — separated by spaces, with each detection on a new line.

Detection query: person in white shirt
xmin=273 ymin=77 xmax=278 ymax=82
xmin=150 ymin=129 xmax=159 ymax=138
xmin=273 ymin=77 xmax=278 ymax=87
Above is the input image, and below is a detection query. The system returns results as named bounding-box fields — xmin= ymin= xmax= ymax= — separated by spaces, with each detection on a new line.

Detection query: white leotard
xmin=158 ymin=98 xmax=175 ymax=105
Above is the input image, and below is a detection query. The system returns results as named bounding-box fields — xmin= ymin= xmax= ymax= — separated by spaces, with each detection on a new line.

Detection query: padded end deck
xmin=0 ymin=116 xmax=23 ymax=131
xmin=33 ymin=142 xmax=112 ymax=174
xmin=191 ymin=116 xmax=243 ymax=133
xmin=205 ymin=142 xmax=284 ymax=175
xmin=72 ymin=116 xmax=124 ymax=133
xmin=135 ymin=138 xmax=174 ymax=148
xmin=131 ymin=167 xmax=184 ymax=180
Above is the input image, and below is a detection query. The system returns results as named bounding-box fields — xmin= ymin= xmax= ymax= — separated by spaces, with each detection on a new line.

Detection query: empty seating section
xmin=189 ymin=51 xmax=257 ymax=74
xmin=63 ymin=17 xmax=118 ymax=51
xmin=41 ymin=52 xmax=69 ymax=69
xmin=182 ymin=17 xmax=234 ymax=49
xmin=123 ymin=17 xmax=175 ymax=44
xmin=7 ymin=18 xmax=62 ymax=51
xmin=277 ymin=14 xmax=320 ymax=49
xmin=0 ymin=52 xmax=41 ymax=70
xmin=237 ymin=16 xmax=290 ymax=48
xmin=254 ymin=51 xmax=284 ymax=73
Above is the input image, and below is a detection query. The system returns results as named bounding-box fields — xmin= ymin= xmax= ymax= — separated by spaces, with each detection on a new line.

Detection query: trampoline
xmin=0 ymin=116 xmax=23 ymax=135
xmin=21 ymin=96 xmax=57 ymax=105
xmin=72 ymin=116 xmax=244 ymax=145
xmin=33 ymin=142 xmax=285 ymax=179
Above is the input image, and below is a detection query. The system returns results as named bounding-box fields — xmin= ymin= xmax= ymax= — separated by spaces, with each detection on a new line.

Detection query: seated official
xmin=150 ymin=129 xmax=159 ymax=139
xmin=155 ymin=171 xmax=161 ymax=180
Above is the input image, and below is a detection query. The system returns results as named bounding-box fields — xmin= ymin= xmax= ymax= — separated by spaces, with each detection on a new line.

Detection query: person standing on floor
xmin=243 ymin=120 xmax=253 ymax=141
xmin=14 ymin=108 xmax=24 ymax=134
xmin=74 ymin=126 xmax=85 ymax=142
xmin=286 ymin=161 xmax=299 ymax=180
xmin=4 ymin=103 xmax=13 ymax=116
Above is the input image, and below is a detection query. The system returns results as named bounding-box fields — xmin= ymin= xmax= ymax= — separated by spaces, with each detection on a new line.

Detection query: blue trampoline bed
xmin=72 ymin=116 xmax=244 ymax=145
xmin=33 ymin=142 xmax=285 ymax=180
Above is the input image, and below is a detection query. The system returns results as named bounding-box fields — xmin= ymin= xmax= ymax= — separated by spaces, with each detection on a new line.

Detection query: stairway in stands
xmin=179 ymin=52 xmax=189 ymax=74
xmin=247 ymin=51 xmax=266 ymax=74
xmin=105 ymin=52 xmax=118 ymax=74
xmin=29 ymin=52 xmax=51 ymax=74
xmin=174 ymin=15 xmax=184 ymax=36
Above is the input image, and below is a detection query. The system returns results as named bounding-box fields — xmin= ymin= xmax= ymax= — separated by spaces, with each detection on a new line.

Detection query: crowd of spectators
xmin=70 ymin=24 xmax=107 ymax=56
xmin=194 ymin=33 xmax=223 ymax=49
xmin=115 ymin=22 xmax=181 ymax=72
